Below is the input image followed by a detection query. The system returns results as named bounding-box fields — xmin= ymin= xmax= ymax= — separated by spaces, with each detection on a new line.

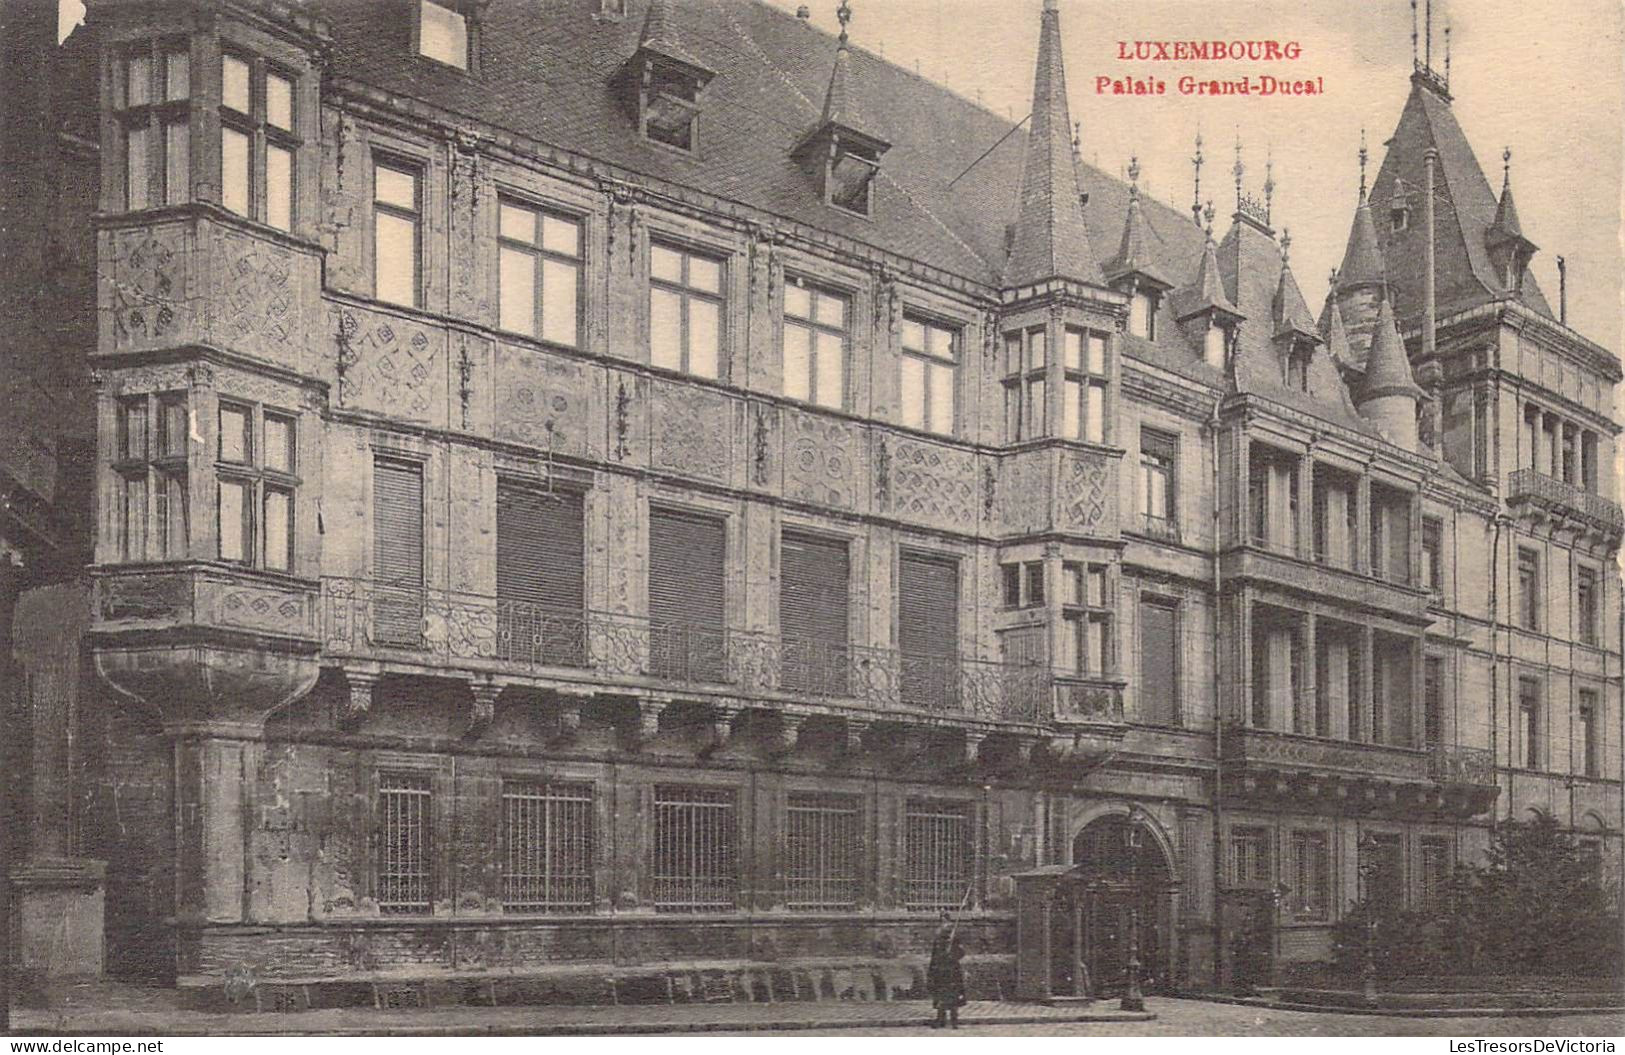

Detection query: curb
xmin=1183 ymin=993 xmax=1625 ymax=1019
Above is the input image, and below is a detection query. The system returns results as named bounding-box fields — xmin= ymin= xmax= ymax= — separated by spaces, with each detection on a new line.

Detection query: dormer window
xmin=1128 ymin=288 xmax=1156 ymax=340
xmin=600 ymin=0 xmax=628 ymax=18
xmin=826 ymin=140 xmax=879 ymax=216
xmin=1391 ymin=206 xmax=1409 ymax=232
xmin=1286 ymin=344 xmax=1312 ymax=392
xmin=1203 ymin=320 xmax=1227 ymax=370
xmin=417 ymin=0 xmax=470 ymax=71
xmin=618 ymin=6 xmax=715 ymax=156
xmin=641 ymin=65 xmax=700 ymax=152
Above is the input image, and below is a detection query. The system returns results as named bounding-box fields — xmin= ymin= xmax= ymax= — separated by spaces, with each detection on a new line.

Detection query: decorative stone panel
xmin=108 ymin=223 xmax=192 ymax=352
xmin=1061 ymin=450 xmax=1115 ymax=533
xmin=783 ymin=408 xmax=862 ymax=510
xmin=887 ymin=436 xmax=977 ymax=532
xmin=649 ymin=382 xmax=732 ymax=484
xmin=207 ymin=225 xmax=307 ymax=366
xmin=493 ymin=344 xmax=594 ymax=457
xmin=330 ymin=305 xmax=445 ymax=426
xmin=998 ymin=448 xmax=1052 ymax=536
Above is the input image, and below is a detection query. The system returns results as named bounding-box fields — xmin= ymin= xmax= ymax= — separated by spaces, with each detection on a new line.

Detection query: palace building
xmin=1 ymin=0 xmax=1618 ymax=1003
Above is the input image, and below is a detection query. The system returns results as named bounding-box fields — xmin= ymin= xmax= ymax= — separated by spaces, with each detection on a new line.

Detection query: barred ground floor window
xmin=377 ymin=771 xmax=432 ymax=915
xmin=652 ymin=784 xmax=738 ymax=912
xmin=502 ymin=780 xmax=594 ymax=913
xmin=785 ymin=792 xmax=862 ymax=910
xmin=1291 ymin=830 xmax=1329 ymax=920
xmin=904 ymin=798 xmax=972 ymax=911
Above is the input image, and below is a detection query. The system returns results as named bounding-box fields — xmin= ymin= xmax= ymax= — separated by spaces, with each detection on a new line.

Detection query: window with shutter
xmin=373 ymin=458 xmax=424 ymax=647
xmin=897 ymin=552 xmax=958 ymax=710
xmin=1139 ymin=599 xmax=1178 ymax=726
xmin=497 ymin=483 xmax=586 ymax=667
xmin=649 ymin=508 xmax=727 ymax=682
xmin=780 ymin=531 xmax=850 ymax=696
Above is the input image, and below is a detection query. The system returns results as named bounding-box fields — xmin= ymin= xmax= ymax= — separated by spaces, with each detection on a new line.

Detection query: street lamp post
xmin=1120 ymin=822 xmax=1146 ymax=1012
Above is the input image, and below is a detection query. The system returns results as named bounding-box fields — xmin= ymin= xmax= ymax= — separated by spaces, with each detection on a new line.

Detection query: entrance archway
xmin=1070 ymin=814 xmax=1176 ymax=995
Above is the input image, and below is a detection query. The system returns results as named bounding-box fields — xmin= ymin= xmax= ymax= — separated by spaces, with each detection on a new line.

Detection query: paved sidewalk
xmin=8 ymin=995 xmax=1153 ymax=1036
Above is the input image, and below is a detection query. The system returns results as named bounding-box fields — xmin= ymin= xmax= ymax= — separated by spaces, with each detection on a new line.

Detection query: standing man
xmin=926 ymin=911 xmax=966 ymax=1029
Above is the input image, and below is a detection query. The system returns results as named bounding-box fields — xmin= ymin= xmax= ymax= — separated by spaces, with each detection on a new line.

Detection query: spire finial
xmin=1233 ymin=131 xmax=1244 ymax=212
xmin=1411 ymin=0 xmax=1419 ymax=67
xmin=1072 ymin=120 xmax=1081 ymax=158
xmin=1502 ymin=146 xmax=1511 ymax=187
xmin=1444 ymin=20 xmax=1451 ymax=86
xmin=1191 ymin=128 xmax=1205 ymax=225
xmin=1358 ymin=128 xmax=1369 ymax=200
xmin=1281 ymin=227 xmax=1292 ymax=266
xmin=836 ymin=0 xmax=851 ymax=45
xmin=1128 ymin=154 xmax=1141 ymax=200
xmin=1425 ymin=0 xmax=1433 ymax=69
xmin=1203 ymin=199 xmax=1215 ymax=236
xmin=1263 ymin=146 xmax=1276 ymax=224
xmin=1329 ymin=267 xmax=1339 ymax=289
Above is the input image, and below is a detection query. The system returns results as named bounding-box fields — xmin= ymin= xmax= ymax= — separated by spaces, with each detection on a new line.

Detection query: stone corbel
xmin=1046 ymin=736 xmax=1076 ymax=765
xmin=843 ymin=718 xmax=870 ymax=758
xmin=554 ymin=688 xmax=590 ymax=742
xmin=628 ymin=698 xmax=666 ymax=749
xmin=467 ymin=680 xmax=499 ymax=738
xmin=962 ymin=732 xmax=987 ymax=768
xmin=770 ymin=714 xmax=804 ymax=759
xmin=343 ymin=669 xmax=379 ymax=728
xmin=1012 ymin=738 xmax=1036 ymax=768
xmin=700 ymin=705 xmax=739 ymax=757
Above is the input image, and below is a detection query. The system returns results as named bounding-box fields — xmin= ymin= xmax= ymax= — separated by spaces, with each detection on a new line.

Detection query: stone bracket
xmin=554 ymin=688 xmax=590 ymax=742
xmin=626 ymin=697 xmax=667 ymax=749
xmin=344 ymin=669 xmax=379 ymax=728
xmin=466 ymin=680 xmax=499 ymax=738
xmin=699 ymin=705 xmax=740 ymax=757
xmin=769 ymin=714 xmax=804 ymax=758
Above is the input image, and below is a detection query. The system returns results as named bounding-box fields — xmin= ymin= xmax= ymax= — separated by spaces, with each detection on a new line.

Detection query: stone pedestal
xmin=9 ymin=857 xmax=107 ymax=977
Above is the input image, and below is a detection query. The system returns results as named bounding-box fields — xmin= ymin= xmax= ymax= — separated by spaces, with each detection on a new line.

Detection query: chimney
xmin=1557 ymin=255 xmax=1567 ymax=324
xmin=1423 ymin=147 xmax=1437 ymax=362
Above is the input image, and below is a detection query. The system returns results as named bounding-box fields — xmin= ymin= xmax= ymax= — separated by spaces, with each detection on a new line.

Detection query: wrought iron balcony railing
xmin=1507 ymin=469 xmax=1625 ymax=533
xmin=321 ymin=577 xmax=1051 ymax=723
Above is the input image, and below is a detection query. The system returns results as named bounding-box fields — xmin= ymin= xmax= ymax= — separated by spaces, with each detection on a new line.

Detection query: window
xmin=502 ymin=780 xmax=593 ymax=913
xmin=495 ymin=483 xmax=586 ymax=667
xmin=374 ymin=158 xmax=421 ymax=307
xmin=1060 ymin=563 xmax=1112 ymax=677
xmin=900 ymin=316 xmax=957 ymax=435
xmin=785 ymin=792 xmax=861 ymax=911
xmin=1231 ymin=826 xmax=1271 ymax=886
xmin=1128 ymin=288 xmax=1155 ymax=340
xmin=649 ymin=243 xmax=722 ymax=377
xmin=648 ymin=508 xmax=727 ymax=682
xmin=1291 ymin=830 xmax=1329 ymax=920
xmin=898 ymin=552 xmax=959 ymax=708
xmin=1523 ymin=404 xmax=1541 ymax=473
xmin=780 ymin=531 xmax=851 ymax=696
xmin=119 ymin=43 xmax=191 ymax=210
xmin=1138 ymin=598 xmax=1178 ymax=725
xmin=1561 ymin=424 xmax=1578 ymax=484
xmin=1369 ymin=485 xmax=1410 ymax=584
xmin=782 ymin=279 xmax=847 ymax=409
xmin=904 ymin=799 xmax=971 ymax=911
xmin=1203 ymin=319 xmax=1227 ymax=369
xmin=373 ymin=457 xmax=425 ymax=647
xmin=498 ymin=198 xmax=582 ymax=346
xmin=1250 ymin=449 xmax=1300 ymax=554
xmin=216 ymin=403 xmax=297 ymax=571
xmin=1001 ymin=561 xmax=1044 ymax=609
xmin=1576 ymin=565 xmax=1599 ymax=646
xmin=377 ymin=771 xmax=432 ymax=914
xmin=1311 ymin=470 xmax=1358 ymax=569
xmin=1578 ymin=690 xmax=1599 ymax=778
xmin=1581 ymin=430 xmax=1599 ymax=492
xmin=1517 ymin=548 xmax=1540 ymax=631
xmin=1003 ymin=328 xmax=1046 ymax=441
xmin=1421 ymin=517 xmax=1442 ymax=595
xmin=220 ymin=53 xmax=299 ymax=231
xmin=1391 ymin=205 xmax=1409 ymax=232
xmin=1423 ymin=655 xmax=1443 ymax=748
xmin=417 ymin=0 xmax=469 ymax=69
xmin=1518 ymin=677 xmax=1541 ymax=770
xmin=1419 ymin=837 xmax=1451 ymax=911
xmin=1140 ymin=428 xmax=1177 ymax=532
xmin=1360 ymin=832 xmax=1404 ymax=906
xmin=1062 ymin=328 xmax=1109 ymax=443
xmin=115 ymin=394 xmax=189 ymax=561
xmin=1285 ymin=345 xmax=1311 ymax=392
xmin=652 ymin=785 xmax=737 ymax=912
xmin=1473 ymin=390 xmax=1490 ymax=479
xmin=637 ymin=61 xmax=702 ymax=152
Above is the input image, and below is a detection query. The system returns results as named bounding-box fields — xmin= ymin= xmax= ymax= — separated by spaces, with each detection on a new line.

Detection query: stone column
xmin=1302 ymin=612 xmax=1319 ymax=736
xmin=1358 ymin=625 xmax=1376 ymax=742
xmin=1355 ymin=475 xmax=1372 ymax=576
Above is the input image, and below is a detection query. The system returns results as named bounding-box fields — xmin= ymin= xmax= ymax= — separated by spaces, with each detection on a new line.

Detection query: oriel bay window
xmin=900 ymin=316 xmax=957 ymax=435
xmin=1061 ymin=562 xmax=1112 ymax=677
xmin=499 ymin=199 xmax=582 ymax=346
xmin=114 ymin=393 xmax=189 ymax=561
xmin=783 ymin=278 xmax=848 ymax=410
xmin=220 ymin=52 xmax=299 ymax=231
xmin=1062 ymin=328 xmax=1109 ymax=443
xmin=216 ymin=401 xmax=297 ymax=571
xmin=1003 ymin=327 xmax=1045 ymax=441
xmin=118 ymin=42 xmax=191 ymax=210
xmin=649 ymin=242 xmax=722 ymax=377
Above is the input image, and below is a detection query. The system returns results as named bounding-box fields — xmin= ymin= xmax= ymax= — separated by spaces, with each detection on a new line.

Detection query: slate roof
xmin=1359 ymin=294 xmax=1425 ymax=403
xmin=1335 ymin=195 xmax=1386 ymax=292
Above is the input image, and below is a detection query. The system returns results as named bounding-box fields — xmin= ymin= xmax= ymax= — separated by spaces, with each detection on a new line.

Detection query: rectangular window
xmin=783 ymin=280 xmax=847 ymax=410
xmin=121 ymin=473 xmax=148 ymax=560
xmin=779 ymin=531 xmax=850 ymax=697
xmin=155 ymin=471 xmax=188 ymax=559
xmin=222 ymin=53 xmax=251 ymax=112
xmin=1420 ymin=838 xmax=1450 ymax=911
xmin=897 ymin=552 xmax=959 ymax=708
xmin=373 ymin=457 xmax=425 ymax=647
xmin=1561 ymin=425 xmax=1578 ymax=484
xmin=1231 ymin=826 xmax=1271 ymax=886
xmin=1577 ymin=566 xmax=1599 ymax=646
xmin=1519 ymin=677 xmax=1541 ymax=770
xmin=265 ymin=143 xmax=293 ymax=232
xmin=1060 ymin=328 xmax=1108 ymax=443
xmin=1000 ymin=561 xmax=1044 ymax=609
xmin=1421 ymin=517 xmax=1442 ymax=595
xmin=120 ymin=44 xmax=193 ymax=212
xmin=263 ymin=486 xmax=292 ymax=571
xmin=1003 ymin=328 xmax=1046 ymax=441
xmin=652 ymin=785 xmax=737 ymax=912
xmin=496 ymin=483 xmax=586 ymax=667
xmin=904 ymin=799 xmax=970 ymax=911
xmin=125 ymin=124 xmax=153 ymax=211
xmin=900 ymin=316 xmax=957 ymax=435
xmin=218 ymin=477 xmax=251 ymax=563
xmin=1140 ymin=428 xmax=1177 ymax=529
xmin=785 ymin=792 xmax=861 ymax=911
xmin=375 ymin=159 xmax=421 ymax=308
xmin=418 ymin=0 xmax=470 ymax=69
xmin=220 ymin=123 xmax=251 ymax=217
xmin=1473 ymin=390 xmax=1490 ymax=479
xmin=265 ymin=71 xmax=294 ymax=131
xmin=498 ymin=199 xmax=582 ymax=346
xmin=1139 ymin=598 xmax=1178 ymax=725
xmin=648 ymin=508 xmax=727 ymax=683
xmin=1291 ymin=830 xmax=1329 ymax=920
xmin=219 ymin=404 xmax=251 ymax=463
xmin=1578 ymin=690 xmax=1599 ymax=778
xmin=649 ymin=242 xmax=723 ymax=378
xmin=502 ymin=780 xmax=593 ymax=913
xmin=163 ymin=119 xmax=190 ymax=206
xmin=377 ymin=771 xmax=432 ymax=914
xmin=117 ymin=396 xmax=191 ymax=561
xmin=1060 ymin=562 xmax=1112 ymax=677
xmin=1517 ymin=548 xmax=1540 ymax=631
xmin=1423 ymin=656 xmax=1443 ymax=748
xmin=1581 ymin=431 xmax=1599 ymax=493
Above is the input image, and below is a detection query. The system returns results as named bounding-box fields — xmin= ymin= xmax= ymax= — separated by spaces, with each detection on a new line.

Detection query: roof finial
xmin=1358 ymin=128 xmax=1368 ymax=200
xmin=1072 ymin=120 xmax=1081 ymax=159
xmin=1411 ymin=0 xmax=1419 ymax=67
xmin=1263 ymin=146 xmax=1276 ymax=225
xmin=1502 ymin=146 xmax=1511 ymax=187
xmin=1233 ymin=130 xmax=1244 ymax=213
xmin=1191 ymin=128 xmax=1205 ymax=226
xmin=1444 ymin=20 xmax=1451 ymax=87
xmin=1128 ymin=155 xmax=1141 ymax=201
xmin=1280 ymin=227 xmax=1292 ymax=266
xmin=836 ymin=0 xmax=851 ymax=45
xmin=1203 ymin=199 xmax=1215 ymax=236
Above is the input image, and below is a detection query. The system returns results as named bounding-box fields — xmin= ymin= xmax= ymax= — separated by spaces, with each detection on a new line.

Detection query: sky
xmin=57 ymin=0 xmax=1622 ymax=346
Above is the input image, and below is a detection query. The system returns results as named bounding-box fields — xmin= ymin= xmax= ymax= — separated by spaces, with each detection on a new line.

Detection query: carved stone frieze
xmin=494 ymin=344 xmax=591 ymax=456
xmin=784 ymin=409 xmax=860 ymax=509
xmin=650 ymin=384 xmax=731 ymax=483
xmin=1062 ymin=450 xmax=1113 ymax=531
xmin=889 ymin=437 xmax=977 ymax=529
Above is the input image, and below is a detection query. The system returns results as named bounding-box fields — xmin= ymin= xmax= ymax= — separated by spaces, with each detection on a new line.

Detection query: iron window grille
xmin=498 ymin=198 xmax=583 ymax=347
xmin=377 ymin=771 xmax=433 ymax=915
xmin=652 ymin=785 xmax=738 ymax=913
xmin=1230 ymin=826 xmax=1271 ymax=887
xmin=785 ymin=792 xmax=862 ymax=911
xmin=904 ymin=799 xmax=971 ymax=912
xmin=1419 ymin=837 xmax=1451 ymax=911
xmin=502 ymin=781 xmax=594 ymax=913
xmin=1291 ymin=830 xmax=1330 ymax=920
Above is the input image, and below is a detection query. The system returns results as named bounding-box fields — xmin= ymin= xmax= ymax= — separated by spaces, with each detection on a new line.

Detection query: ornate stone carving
xmin=614 ymin=380 xmax=632 ymax=460
xmin=467 ymin=681 xmax=499 ymax=737
xmin=752 ymin=405 xmax=771 ymax=487
xmin=874 ymin=435 xmax=890 ymax=505
xmin=343 ymin=671 xmax=377 ymax=726
xmin=890 ymin=438 xmax=977 ymax=528
xmin=982 ymin=461 xmax=996 ymax=521
xmin=1063 ymin=450 xmax=1112 ymax=530
xmin=215 ymin=583 xmax=309 ymax=636
xmin=495 ymin=345 xmax=590 ymax=456
xmin=651 ymin=384 xmax=731 ymax=482
xmin=329 ymin=306 xmax=440 ymax=422
xmin=784 ymin=410 xmax=859 ymax=509
xmin=98 ymin=573 xmax=189 ymax=621
xmin=111 ymin=227 xmax=186 ymax=348
xmin=631 ymin=699 xmax=665 ymax=747
xmin=211 ymin=228 xmax=298 ymax=358
xmin=770 ymin=714 xmax=803 ymax=758
xmin=701 ymin=705 xmax=738 ymax=756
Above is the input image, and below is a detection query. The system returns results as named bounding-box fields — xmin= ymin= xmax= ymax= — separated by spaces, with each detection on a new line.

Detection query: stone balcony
xmin=319 ymin=577 xmax=1058 ymax=729
xmin=1220 ymin=723 xmax=1499 ymax=819
xmin=1506 ymin=468 xmax=1624 ymax=541
xmin=1220 ymin=543 xmax=1432 ymax=625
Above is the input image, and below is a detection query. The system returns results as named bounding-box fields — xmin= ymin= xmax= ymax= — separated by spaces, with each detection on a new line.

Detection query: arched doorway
xmin=1071 ymin=814 xmax=1176 ymax=995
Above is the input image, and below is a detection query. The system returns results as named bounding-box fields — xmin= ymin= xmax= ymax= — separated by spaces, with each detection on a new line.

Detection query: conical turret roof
xmin=1335 ymin=194 xmax=1386 ymax=292
xmin=1172 ymin=228 xmax=1240 ymax=322
xmin=1104 ymin=181 xmax=1174 ymax=289
xmin=1358 ymin=295 xmax=1424 ymax=403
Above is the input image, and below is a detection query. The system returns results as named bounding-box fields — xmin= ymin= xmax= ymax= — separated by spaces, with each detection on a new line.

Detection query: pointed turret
xmin=1003 ymin=0 xmax=1100 ymax=287
xmin=1273 ymin=232 xmax=1319 ymax=342
xmin=1485 ymin=148 xmax=1537 ymax=291
xmin=794 ymin=3 xmax=888 ymax=215
xmin=1172 ymin=209 xmax=1240 ymax=370
xmin=1333 ymin=133 xmax=1388 ymax=367
xmin=1355 ymin=294 xmax=1424 ymax=449
xmin=1319 ymin=282 xmax=1356 ymax=372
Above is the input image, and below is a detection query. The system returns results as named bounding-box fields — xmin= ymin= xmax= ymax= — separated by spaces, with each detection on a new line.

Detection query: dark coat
xmin=926 ymin=929 xmax=967 ymax=1008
